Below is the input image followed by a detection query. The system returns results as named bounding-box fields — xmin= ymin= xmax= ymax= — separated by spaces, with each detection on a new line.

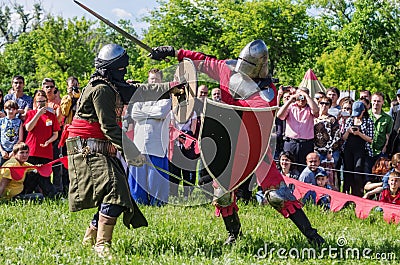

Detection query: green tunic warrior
xmin=65 ymin=43 xmax=181 ymax=258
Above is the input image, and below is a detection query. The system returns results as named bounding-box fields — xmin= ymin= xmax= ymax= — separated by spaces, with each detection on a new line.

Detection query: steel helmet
xmin=95 ymin=43 xmax=129 ymax=70
xmin=234 ymin=39 xmax=269 ymax=79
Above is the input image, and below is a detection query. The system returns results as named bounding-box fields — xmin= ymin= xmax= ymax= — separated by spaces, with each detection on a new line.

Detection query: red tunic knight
xmin=150 ymin=40 xmax=324 ymax=245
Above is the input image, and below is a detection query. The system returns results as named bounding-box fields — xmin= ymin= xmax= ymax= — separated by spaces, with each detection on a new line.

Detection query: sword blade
xmin=73 ymin=0 xmax=152 ymax=53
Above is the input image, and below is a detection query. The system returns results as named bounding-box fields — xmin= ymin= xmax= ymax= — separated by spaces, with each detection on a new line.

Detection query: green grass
xmin=0 ymin=199 xmax=399 ymax=264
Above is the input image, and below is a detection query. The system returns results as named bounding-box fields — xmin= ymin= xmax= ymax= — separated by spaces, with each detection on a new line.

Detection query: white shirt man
xmin=128 ymin=68 xmax=172 ymax=206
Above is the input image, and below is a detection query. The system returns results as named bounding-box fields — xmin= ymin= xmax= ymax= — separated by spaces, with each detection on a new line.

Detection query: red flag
xmin=3 ymin=157 xmax=69 ymax=181
xmin=283 ymin=175 xmax=400 ymax=224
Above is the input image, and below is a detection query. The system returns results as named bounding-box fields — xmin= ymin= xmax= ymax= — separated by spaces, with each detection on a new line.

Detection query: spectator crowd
xmin=275 ymin=85 xmax=400 ymax=207
xmin=0 ymin=75 xmax=80 ymax=200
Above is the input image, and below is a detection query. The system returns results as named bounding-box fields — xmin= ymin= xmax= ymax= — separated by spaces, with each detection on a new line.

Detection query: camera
xmin=282 ymin=86 xmax=290 ymax=91
xmin=72 ymin=86 xmax=79 ymax=93
xmin=271 ymin=77 xmax=279 ymax=83
xmin=351 ymin=126 xmax=359 ymax=131
xmin=297 ymin=95 xmax=305 ymax=101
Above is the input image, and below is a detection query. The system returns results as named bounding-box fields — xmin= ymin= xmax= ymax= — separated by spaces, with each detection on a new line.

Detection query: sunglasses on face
xmin=13 ymin=81 xmax=23 ymax=84
xmin=45 ymin=85 xmax=55 ymax=89
xmin=319 ymin=102 xmax=330 ymax=106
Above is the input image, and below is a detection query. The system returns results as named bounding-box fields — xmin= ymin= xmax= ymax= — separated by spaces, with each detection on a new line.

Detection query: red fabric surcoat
xmin=177 ymin=49 xmax=302 ymax=217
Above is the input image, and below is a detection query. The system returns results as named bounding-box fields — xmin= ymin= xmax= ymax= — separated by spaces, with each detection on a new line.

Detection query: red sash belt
xmin=59 ymin=118 xmax=107 ymax=148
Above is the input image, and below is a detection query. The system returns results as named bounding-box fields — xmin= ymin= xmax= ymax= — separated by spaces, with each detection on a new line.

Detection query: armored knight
xmin=64 ymin=43 xmax=184 ymax=258
xmin=150 ymin=40 xmax=325 ymax=245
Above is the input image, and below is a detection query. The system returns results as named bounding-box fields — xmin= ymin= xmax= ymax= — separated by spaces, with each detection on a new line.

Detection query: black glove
xmin=149 ymin=46 xmax=175 ymax=61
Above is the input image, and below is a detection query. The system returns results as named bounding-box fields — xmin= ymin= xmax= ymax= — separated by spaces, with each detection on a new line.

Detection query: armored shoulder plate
xmin=228 ymin=72 xmax=260 ymax=100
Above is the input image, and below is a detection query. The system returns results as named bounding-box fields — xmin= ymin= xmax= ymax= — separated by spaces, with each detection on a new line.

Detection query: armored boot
xmin=82 ymin=224 xmax=97 ymax=246
xmin=94 ymin=213 xmax=117 ymax=259
xmin=222 ymin=210 xmax=242 ymax=245
xmin=289 ymin=209 xmax=325 ymax=246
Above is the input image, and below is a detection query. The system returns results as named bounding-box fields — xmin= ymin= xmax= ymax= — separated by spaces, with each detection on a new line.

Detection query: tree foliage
xmin=310 ymin=0 xmax=400 ymax=92
xmin=316 ymin=44 xmax=388 ymax=96
xmin=33 ymin=17 xmax=98 ymax=87
xmin=0 ymin=0 xmax=398 ymax=98
xmin=0 ymin=16 xmax=99 ymax=94
xmin=142 ymin=0 xmax=312 ymax=85
xmin=0 ymin=1 xmax=43 ymax=48
xmin=0 ymin=2 xmax=144 ymax=94
xmin=140 ymin=0 xmax=399 ymax=93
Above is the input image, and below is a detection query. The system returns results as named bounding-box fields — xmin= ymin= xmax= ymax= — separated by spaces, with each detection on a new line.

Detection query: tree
xmin=33 ymin=16 xmax=98 ymax=87
xmin=316 ymin=44 xmax=389 ymax=97
xmin=0 ymin=16 xmax=99 ymax=94
xmin=0 ymin=0 xmax=397 ymax=96
xmin=217 ymin=0 xmax=310 ymax=76
xmin=0 ymin=12 xmax=148 ymax=94
xmin=0 ymin=31 xmax=38 ymax=92
xmin=143 ymin=0 xmax=222 ymax=52
xmin=0 ymin=1 xmax=43 ymax=48
xmin=141 ymin=0 xmax=312 ymax=84
xmin=309 ymin=0 xmax=400 ymax=91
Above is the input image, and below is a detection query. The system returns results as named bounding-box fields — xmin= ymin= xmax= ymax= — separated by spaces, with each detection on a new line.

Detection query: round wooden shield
xmin=172 ymin=58 xmax=197 ymax=123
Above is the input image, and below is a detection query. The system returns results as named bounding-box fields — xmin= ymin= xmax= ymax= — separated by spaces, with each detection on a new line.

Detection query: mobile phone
xmin=39 ymin=102 xmax=46 ymax=108
xmin=340 ymin=110 xmax=350 ymax=117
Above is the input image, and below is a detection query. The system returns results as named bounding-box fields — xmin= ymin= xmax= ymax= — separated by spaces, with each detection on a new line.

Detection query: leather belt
xmin=66 ymin=137 xmax=117 ymax=157
xmin=286 ymin=137 xmax=313 ymax=143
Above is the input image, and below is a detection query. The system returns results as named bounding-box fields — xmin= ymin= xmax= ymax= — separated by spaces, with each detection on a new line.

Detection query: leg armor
xmin=265 ymin=181 xmax=302 ymax=217
xmin=212 ymin=184 xmax=241 ymax=244
xmin=289 ymin=209 xmax=325 ymax=246
xmin=259 ymin=161 xmax=302 ymax=217
xmin=222 ymin=209 xmax=241 ymax=245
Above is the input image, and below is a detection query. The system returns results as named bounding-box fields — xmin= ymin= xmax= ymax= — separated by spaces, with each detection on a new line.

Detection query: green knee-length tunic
xmin=67 ymin=77 xmax=171 ymax=228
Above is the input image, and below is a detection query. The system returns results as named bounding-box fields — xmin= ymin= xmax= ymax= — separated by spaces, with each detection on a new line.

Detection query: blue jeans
xmin=318 ymin=150 xmax=340 ymax=168
xmin=302 ymin=190 xmax=317 ymax=204
xmin=317 ymin=195 xmax=331 ymax=210
xmin=0 ymin=156 xmax=9 ymax=166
